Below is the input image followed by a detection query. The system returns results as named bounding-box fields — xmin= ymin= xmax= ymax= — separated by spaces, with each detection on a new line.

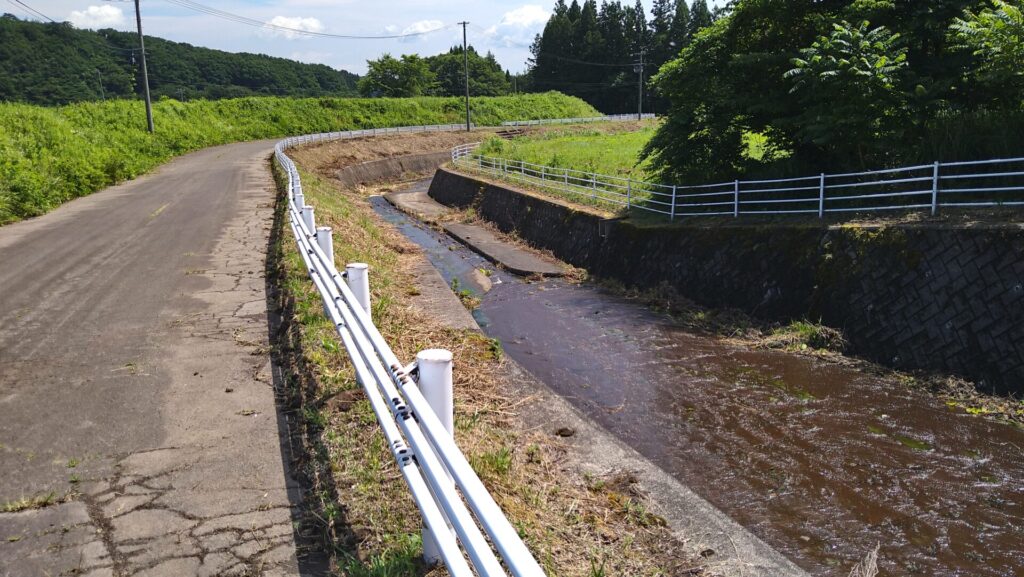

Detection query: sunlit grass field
xmin=477 ymin=122 xmax=658 ymax=180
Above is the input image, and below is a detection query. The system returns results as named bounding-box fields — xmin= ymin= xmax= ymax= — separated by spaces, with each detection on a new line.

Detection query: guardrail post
xmin=294 ymin=190 xmax=304 ymax=210
xmin=591 ymin=174 xmax=597 ymax=199
xmin=670 ymin=185 xmax=677 ymax=221
xmin=818 ymin=173 xmax=826 ymax=218
xmin=627 ymin=179 xmax=632 ymax=208
xmin=345 ymin=263 xmax=371 ymax=315
xmin=315 ymin=227 xmax=333 ymax=264
xmin=733 ymin=180 xmax=740 ymax=217
xmin=931 ymin=161 xmax=940 ymax=216
xmin=301 ymin=205 xmax=315 ymax=232
xmin=417 ymin=348 xmax=455 ymax=566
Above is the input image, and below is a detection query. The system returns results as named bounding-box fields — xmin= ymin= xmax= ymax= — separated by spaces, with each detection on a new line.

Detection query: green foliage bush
xmin=0 ymin=93 xmax=598 ymax=224
xmin=644 ymin=0 xmax=1024 ymax=184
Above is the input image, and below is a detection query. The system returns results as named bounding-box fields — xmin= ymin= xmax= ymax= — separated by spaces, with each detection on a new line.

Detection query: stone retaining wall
xmin=429 ymin=166 xmax=1024 ymax=394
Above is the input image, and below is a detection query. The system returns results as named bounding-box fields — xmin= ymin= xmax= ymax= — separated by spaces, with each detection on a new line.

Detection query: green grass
xmin=478 ymin=124 xmax=657 ymax=179
xmin=0 ymin=92 xmax=598 ymax=224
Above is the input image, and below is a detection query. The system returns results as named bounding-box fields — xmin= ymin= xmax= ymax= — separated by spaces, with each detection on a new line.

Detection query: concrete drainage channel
xmin=374 ymin=182 xmax=807 ymax=577
xmin=377 ymin=177 xmax=1024 ymax=577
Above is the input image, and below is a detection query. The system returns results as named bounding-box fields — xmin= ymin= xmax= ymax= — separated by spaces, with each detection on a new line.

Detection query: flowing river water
xmin=371 ymin=182 xmax=1024 ymax=576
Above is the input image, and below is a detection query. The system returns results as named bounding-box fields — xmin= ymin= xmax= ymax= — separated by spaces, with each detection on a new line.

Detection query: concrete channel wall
xmin=335 ymin=151 xmax=452 ymax=189
xmin=429 ymin=166 xmax=1024 ymax=395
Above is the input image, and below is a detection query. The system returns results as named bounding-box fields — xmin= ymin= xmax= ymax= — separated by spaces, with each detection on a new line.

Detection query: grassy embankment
xmin=270 ymin=159 xmax=693 ymax=575
xmin=0 ymin=93 xmax=598 ymax=225
xmin=475 ymin=122 xmax=658 ymax=214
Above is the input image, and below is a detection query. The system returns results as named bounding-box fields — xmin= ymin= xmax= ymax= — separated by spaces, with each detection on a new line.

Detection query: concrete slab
xmin=383 ymin=190 xmax=451 ymax=223
xmin=405 ymin=258 xmax=479 ymax=331
xmin=443 ymin=223 xmax=566 ymax=277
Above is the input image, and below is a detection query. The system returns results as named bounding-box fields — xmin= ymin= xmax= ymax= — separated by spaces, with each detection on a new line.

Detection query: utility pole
xmin=459 ymin=21 xmax=470 ymax=132
xmin=634 ymin=50 xmax=645 ymax=120
xmin=133 ymin=0 xmax=154 ymax=133
xmin=95 ymin=69 xmax=105 ymax=101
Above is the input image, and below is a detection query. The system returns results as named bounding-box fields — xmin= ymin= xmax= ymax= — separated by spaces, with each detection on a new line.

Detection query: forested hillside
xmin=527 ymin=0 xmax=717 ymax=114
xmin=0 ymin=14 xmax=359 ymax=105
xmin=643 ymin=0 xmax=1024 ymax=183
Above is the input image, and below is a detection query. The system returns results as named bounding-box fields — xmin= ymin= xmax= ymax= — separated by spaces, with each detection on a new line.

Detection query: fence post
xmin=417 ymin=349 xmax=455 ymax=566
xmin=818 ymin=173 xmax=826 ymax=219
xmin=733 ymin=180 xmax=740 ymax=217
xmin=315 ymin=227 xmax=333 ymax=264
xmin=541 ymin=166 xmax=545 ymax=182
xmin=670 ymin=185 xmax=677 ymax=221
xmin=627 ymin=179 xmax=632 ymax=209
xmin=301 ymin=205 xmax=315 ymax=232
xmin=345 ymin=263 xmax=371 ymax=315
xmin=931 ymin=161 xmax=940 ymax=216
xmin=591 ymin=174 xmax=597 ymax=200
xmin=564 ymin=169 xmax=569 ymax=189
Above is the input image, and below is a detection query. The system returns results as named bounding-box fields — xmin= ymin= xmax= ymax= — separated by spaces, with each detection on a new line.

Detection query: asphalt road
xmin=0 ymin=141 xmax=303 ymax=576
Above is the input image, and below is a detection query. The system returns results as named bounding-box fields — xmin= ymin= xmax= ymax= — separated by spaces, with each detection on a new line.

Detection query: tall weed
xmin=0 ymin=93 xmax=597 ymax=224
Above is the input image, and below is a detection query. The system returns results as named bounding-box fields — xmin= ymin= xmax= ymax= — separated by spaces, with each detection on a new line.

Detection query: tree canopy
xmin=642 ymin=0 xmax=1024 ymax=183
xmin=526 ymin=0 xmax=718 ymax=114
xmin=358 ymin=46 xmax=511 ymax=98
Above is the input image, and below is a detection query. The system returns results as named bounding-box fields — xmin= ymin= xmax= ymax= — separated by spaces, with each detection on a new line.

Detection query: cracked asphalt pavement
xmin=0 ymin=141 xmax=306 ymax=576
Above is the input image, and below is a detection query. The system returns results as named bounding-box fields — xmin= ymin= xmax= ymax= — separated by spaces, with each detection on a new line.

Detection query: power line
xmin=535 ymin=53 xmax=635 ymax=68
xmin=9 ymin=0 xmax=54 ymax=22
xmin=160 ymin=0 xmax=454 ymax=40
xmin=4 ymin=0 xmax=34 ymax=19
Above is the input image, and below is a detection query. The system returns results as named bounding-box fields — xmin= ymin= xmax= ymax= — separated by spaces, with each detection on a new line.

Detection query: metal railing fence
xmin=275 ymin=126 xmax=547 ymax=577
xmin=451 ymin=143 xmax=1024 ymax=219
xmin=501 ymin=113 xmax=655 ymax=126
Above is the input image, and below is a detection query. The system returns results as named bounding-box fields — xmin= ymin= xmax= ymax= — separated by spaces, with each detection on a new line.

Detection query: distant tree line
xmin=526 ymin=0 xmax=717 ymax=114
xmin=0 ymin=15 xmax=359 ymax=105
xmin=357 ymin=46 xmax=514 ymax=98
xmin=643 ymin=0 xmax=1024 ymax=184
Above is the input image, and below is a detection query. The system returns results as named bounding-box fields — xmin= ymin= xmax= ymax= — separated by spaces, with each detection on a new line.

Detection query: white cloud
xmin=484 ymin=5 xmax=549 ymax=48
xmin=68 ymin=5 xmax=125 ymax=29
xmin=266 ymin=16 xmax=325 ymax=39
xmin=398 ymin=19 xmax=444 ymax=43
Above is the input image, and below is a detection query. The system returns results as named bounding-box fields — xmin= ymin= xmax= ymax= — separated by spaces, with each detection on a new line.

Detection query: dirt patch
xmin=288 ymin=131 xmax=493 ymax=176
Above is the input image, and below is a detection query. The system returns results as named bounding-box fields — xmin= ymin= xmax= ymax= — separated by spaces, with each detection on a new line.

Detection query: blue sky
xmin=27 ymin=0 xmax=724 ymax=74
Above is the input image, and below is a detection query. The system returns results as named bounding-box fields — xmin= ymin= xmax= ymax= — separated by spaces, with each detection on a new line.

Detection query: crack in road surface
xmin=0 ymin=141 xmax=307 ymax=576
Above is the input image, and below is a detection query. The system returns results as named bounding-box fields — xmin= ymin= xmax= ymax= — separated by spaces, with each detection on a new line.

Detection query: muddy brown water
xmin=372 ymin=184 xmax=1024 ymax=576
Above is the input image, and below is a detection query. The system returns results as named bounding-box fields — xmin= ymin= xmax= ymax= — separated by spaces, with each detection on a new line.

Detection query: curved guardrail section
xmin=452 ymin=142 xmax=1024 ymax=219
xmin=275 ymin=126 xmax=546 ymax=577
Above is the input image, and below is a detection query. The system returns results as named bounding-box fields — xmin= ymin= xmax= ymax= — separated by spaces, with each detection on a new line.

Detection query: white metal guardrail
xmin=452 ymin=143 xmax=1024 ymax=219
xmin=275 ymin=125 xmax=548 ymax=577
xmin=501 ymin=113 xmax=655 ymax=126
